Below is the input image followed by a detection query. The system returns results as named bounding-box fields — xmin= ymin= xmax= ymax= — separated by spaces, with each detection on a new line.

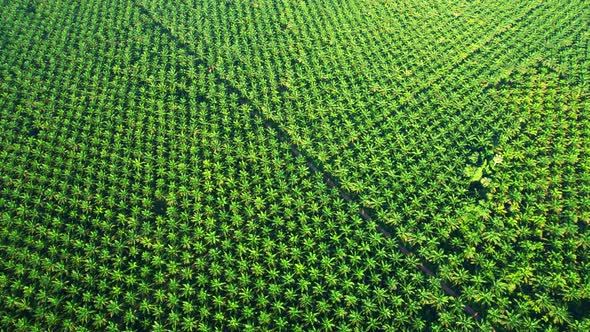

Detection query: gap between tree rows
xmin=131 ymin=0 xmax=484 ymax=323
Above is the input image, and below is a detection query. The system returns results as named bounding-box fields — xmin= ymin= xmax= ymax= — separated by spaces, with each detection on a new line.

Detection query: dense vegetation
xmin=1 ymin=0 xmax=588 ymax=330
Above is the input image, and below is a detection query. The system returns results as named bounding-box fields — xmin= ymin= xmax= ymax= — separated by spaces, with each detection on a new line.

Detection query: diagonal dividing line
xmin=130 ymin=0 xmax=484 ymax=322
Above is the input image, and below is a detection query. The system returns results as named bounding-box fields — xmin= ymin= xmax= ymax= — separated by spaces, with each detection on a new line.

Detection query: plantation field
xmin=1 ymin=0 xmax=589 ymax=330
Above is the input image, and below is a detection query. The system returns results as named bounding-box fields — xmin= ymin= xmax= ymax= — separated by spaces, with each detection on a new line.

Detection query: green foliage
xmin=0 ymin=0 xmax=588 ymax=331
